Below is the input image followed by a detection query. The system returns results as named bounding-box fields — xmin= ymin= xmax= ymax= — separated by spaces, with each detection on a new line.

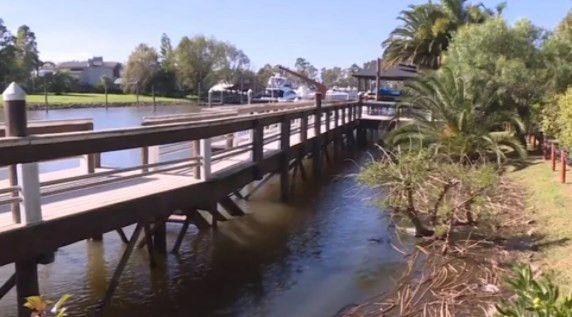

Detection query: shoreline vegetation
xmin=341 ymin=0 xmax=572 ymax=314
xmin=0 ymin=93 xmax=195 ymax=110
xmin=343 ymin=150 xmax=572 ymax=316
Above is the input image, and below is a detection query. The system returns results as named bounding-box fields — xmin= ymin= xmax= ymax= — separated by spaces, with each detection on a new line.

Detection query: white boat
xmin=325 ymin=87 xmax=359 ymax=101
xmin=256 ymin=74 xmax=300 ymax=102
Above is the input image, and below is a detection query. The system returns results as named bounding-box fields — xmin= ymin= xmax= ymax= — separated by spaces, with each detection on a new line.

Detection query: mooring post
xmin=552 ymin=143 xmax=557 ymax=172
xmin=208 ymin=91 xmax=212 ymax=107
xmin=252 ymin=120 xmax=264 ymax=180
xmin=3 ymin=83 xmax=42 ymax=317
xmin=313 ymin=93 xmax=323 ymax=178
xmin=562 ymin=150 xmax=567 ymax=184
xmin=280 ymin=115 xmax=291 ymax=201
xmin=200 ymin=138 xmax=212 ymax=180
xmin=3 ymin=83 xmax=27 ymax=224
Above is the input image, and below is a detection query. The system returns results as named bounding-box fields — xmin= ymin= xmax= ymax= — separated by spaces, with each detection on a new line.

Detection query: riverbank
xmin=508 ymin=155 xmax=572 ymax=290
xmin=0 ymin=93 xmax=195 ymax=110
xmin=339 ymin=154 xmax=568 ymax=316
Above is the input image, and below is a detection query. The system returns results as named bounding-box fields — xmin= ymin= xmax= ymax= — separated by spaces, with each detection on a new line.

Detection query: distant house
xmin=57 ymin=57 xmax=122 ymax=87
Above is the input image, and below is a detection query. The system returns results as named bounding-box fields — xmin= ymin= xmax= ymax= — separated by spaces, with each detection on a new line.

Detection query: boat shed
xmin=352 ymin=60 xmax=417 ymax=100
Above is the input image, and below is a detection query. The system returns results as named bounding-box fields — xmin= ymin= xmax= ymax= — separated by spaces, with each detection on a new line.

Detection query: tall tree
xmin=122 ymin=44 xmax=159 ymax=93
xmin=0 ymin=19 xmax=15 ymax=87
xmin=175 ymin=35 xmax=226 ymax=95
xmin=159 ymin=33 xmax=175 ymax=69
xmin=219 ymin=43 xmax=250 ymax=83
xmin=294 ymin=57 xmax=318 ymax=80
xmin=14 ymin=25 xmax=40 ymax=81
xmin=156 ymin=33 xmax=178 ymax=96
xmin=382 ymin=0 xmax=497 ymax=69
xmin=444 ymin=18 xmax=544 ymax=127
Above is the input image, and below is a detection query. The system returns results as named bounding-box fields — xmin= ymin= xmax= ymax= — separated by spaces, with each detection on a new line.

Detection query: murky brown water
xmin=0 ymin=106 xmax=408 ymax=317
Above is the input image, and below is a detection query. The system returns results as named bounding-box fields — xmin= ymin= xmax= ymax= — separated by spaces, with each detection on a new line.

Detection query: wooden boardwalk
xmin=0 ymin=94 xmax=400 ymax=316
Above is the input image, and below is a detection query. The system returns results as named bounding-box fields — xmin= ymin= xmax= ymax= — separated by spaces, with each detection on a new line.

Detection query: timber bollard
xmin=562 ymin=150 xmax=567 ymax=184
xmin=3 ymin=82 xmax=44 ymax=317
xmin=552 ymin=143 xmax=557 ymax=172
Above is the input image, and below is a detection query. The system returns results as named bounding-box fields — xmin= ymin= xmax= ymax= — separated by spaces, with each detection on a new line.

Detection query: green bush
xmin=497 ymin=265 xmax=572 ymax=317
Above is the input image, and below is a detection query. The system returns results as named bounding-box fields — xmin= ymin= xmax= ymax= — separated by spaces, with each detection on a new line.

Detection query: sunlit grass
xmin=0 ymin=93 xmax=193 ymax=105
xmin=508 ymin=156 xmax=572 ymax=289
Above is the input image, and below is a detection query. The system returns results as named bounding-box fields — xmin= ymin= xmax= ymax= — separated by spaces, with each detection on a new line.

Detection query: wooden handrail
xmin=0 ymin=102 xmax=357 ymax=166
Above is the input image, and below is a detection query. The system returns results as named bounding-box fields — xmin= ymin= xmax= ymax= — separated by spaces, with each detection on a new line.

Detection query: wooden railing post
xmin=552 ymin=143 xmax=557 ymax=172
xmin=192 ymin=140 xmax=200 ymax=179
xmin=3 ymin=83 xmax=41 ymax=317
xmin=280 ymin=116 xmax=291 ymax=201
xmin=148 ymin=146 xmax=160 ymax=171
xmin=562 ymin=150 xmax=567 ymax=184
xmin=357 ymin=94 xmax=363 ymax=119
xmin=141 ymin=147 xmax=149 ymax=172
xmin=313 ymin=93 xmax=323 ymax=177
xmin=200 ymin=138 xmax=212 ymax=180
xmin=334 ymin=106 xmax=340 ymax=161
xmin=252 ymin=120 xmax=264 ymax=180
xmin=300 ymin=112 xmax=308 ymax=145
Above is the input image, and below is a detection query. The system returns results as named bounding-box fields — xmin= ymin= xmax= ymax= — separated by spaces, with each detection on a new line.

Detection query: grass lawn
xmin=508 ymin=155 xmax=572 ymax=288
xmin=0 ymin=93 xmax=193 ymax=105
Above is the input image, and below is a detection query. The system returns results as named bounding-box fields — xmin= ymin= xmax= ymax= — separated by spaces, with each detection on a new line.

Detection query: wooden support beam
xmin=280 ymin=117 xmax=291 ymax=201
xmin=100 ymin=224 xmax=143 ymax=310
xmin=187 ymin=208 xmax=210 ymax=230
xmin=15 ymin=258 xmax=38 ymax=317
xmin=0 ymin=273 xmax=15 ymax=301
xmin=206 ymin=203 xmax=227 ymax=223
xmin=252 ymin=120 xmax=264 ymax=180
xmin=143 ymin=224 xmax=157 ymax=269
xmin=171 ymin=215 xmax=190 ymax=254
xmin=152 ymin=220 xmax=167 ymax=254
xmin=244 ymin=172 xmax=276 ymax=200
xmin=116 ymin=228 xmax=129 ymax=244
xmin=297 ymin=157 xmax=308 ymax=182
xmin=313 ymin=94 xmax=322 ymax=178
xmin=219 ymin=197 xmax=246 ymax=217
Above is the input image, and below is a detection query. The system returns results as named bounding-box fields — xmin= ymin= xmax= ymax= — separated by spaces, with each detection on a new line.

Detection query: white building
xmin=57 ymin=57 xmax=122 ymax=87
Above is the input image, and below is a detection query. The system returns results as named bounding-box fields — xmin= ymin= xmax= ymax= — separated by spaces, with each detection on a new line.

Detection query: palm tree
xmin=387 ymin=67 xmax=526 ymax=165
xmin=382 ymin=0 xmax=497 ymax=69
xmin=382 ymin=4 xmax=449 ymax=69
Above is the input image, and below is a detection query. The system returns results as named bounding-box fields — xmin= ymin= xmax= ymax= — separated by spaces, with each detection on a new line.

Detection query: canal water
xmin=0 ymin=105 xmax=407 ymax=316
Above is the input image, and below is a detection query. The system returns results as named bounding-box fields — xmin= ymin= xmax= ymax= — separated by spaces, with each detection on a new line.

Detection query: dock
xmin=0 ymin=86 xmax=401 ymax=316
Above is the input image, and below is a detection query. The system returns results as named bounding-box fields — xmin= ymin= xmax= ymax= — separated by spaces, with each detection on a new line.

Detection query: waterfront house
xmin=57 ymin=57 xmax=122 ymax=87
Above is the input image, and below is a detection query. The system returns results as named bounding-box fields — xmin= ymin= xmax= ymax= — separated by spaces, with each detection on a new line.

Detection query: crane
xmin=276 ymin=65 xmax=328 ymax=99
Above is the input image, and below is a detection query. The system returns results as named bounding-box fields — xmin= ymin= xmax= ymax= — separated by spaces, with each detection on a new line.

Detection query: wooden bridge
xmin=0 ymin=83 xmax=401 ymax=316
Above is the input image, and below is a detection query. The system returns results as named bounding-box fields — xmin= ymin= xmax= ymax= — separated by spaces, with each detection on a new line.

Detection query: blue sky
xmin=1 ymin=1 xmax=571 ymax=70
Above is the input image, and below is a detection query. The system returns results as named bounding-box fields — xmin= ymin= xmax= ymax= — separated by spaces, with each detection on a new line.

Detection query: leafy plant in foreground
xmin=24 ymin=294 xmax=70 ymax=317
xmin=497 ymin=265 xmax=572 ymax=317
